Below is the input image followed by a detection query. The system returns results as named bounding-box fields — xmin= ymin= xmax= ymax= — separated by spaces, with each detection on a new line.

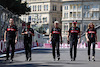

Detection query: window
xmin=70 ymin=12 xmax=72 ymax=17
xmin=32 ymin=18 xmax=36 ymax=22
xmin=38 ymin=5 xmax=39 ymax=11
xmin=64 ymin=6 xmax=67 ymax=10
xmin=84 ymin=5 xmax=90 ymax=9
xmin=60 ymin=6 xmax=62 ymax=11
xmin=84 ymin=5 xmax=87 ymax=9
xmin=84 ymin=12 xmax=87 ymax=18
xmin=77 ymin=12 xmax=81 ymax=18
xmin=38 ymin=5 xmax=42 ymax=11
xmin=33 ymin=6 xmax=34 ymax=11
xmin=64 ymin=13 xmax=68 ymax=18
xmin=52 ymin=17 xmax=56 ymax=23
xmin=87 ymin=5 xmax=90 ymax=9
xmin=44 ymin=5 xmax=48 ymax=11
xmin=53 ymin=5 xmax=57 ymax=11
xmin=28 ymin=16 xmax=31 ymax=22
xmin=67 ymin=6 xmax=68 ymax=10
xmin=35 ymin=5 xmax=36 ymax=11
xmin=73 ymin=12 xmax=76 ymax=18
xmin=40 ymin=5 xmax=41 ymax=11
xmin=73 ymin=5 xmax=76 ymax=9
xmin=43 ymin=17 xmax=47 ymax=23
xmin=70 ymin=5 xmax=72 ymax=9
xmin=87 ymin=12 xmax=90 ymax=18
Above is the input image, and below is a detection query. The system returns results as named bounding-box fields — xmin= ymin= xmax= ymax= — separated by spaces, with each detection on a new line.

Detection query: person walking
xmin=67 ymin=21 xmax=81 ymax=61
xmin=4 ymin=18 xmax=18 ymax=62
xmin=49 ymin=21 xmax=62 ymax=61
xmin=85 ymin=22 xmax=97 ymax=61
xmin=22 ymin=22 xmax=34 ymax=61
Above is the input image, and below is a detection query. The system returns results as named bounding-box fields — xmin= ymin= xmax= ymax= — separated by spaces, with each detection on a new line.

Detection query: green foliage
xmin=0 ymin=0 xmax=30 ymax=15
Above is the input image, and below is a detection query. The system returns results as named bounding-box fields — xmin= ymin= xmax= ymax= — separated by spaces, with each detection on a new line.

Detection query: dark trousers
xmin=52 ymin=41 xmax=60 ymax=59
xmin=88 ymin=41 xmax=95 ymax=57
xmin=70 ymin=41 xmax=77 ymax=59
xmin=24 ymin=41 xmax=32 ymax=59
xmin=6 ymin=39 xmax=15 ymax=60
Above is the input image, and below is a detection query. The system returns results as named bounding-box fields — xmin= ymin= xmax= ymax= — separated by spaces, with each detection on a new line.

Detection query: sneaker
xmin=73 ymin=58 xmax=76 ymax=61
xmin=5 ymin=59 xmax=9 ymax=61
xmin=10 ymin=59 xmax=13 ymax=62
xmin=58 ymin=57 xmax=60 ymax=61
xmin=92 ymin=57 xmax=95 ymax=62
xmin=88 ymin=56 xmax=90 ymax=61
xmin=28 ymin=58 xmax=32 ymax=61
xmin=71 ymin=58 xmax=73 ymax=61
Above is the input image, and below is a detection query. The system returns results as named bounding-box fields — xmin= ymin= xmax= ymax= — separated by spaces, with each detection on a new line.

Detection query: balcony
xmin=91 ymin=8 xmax=100 ymax=12
xmin=91 ymin=17 xmax=100 ymax=20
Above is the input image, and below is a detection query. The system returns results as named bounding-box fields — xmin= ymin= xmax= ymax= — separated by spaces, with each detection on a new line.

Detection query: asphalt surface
xmin=0 ymin=48 xmax=100 ymax=67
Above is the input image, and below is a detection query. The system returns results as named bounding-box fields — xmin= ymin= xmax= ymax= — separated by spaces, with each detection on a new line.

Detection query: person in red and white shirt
xmin=49 ymin=21 xmax=62 ymax=61
xmin=86 ymin=22 xmax=97 ymax=61
xmin=67 ymin=21 xmax=81 ymax=61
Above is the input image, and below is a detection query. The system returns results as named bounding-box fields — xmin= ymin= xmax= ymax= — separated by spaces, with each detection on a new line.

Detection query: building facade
xmin=62 ymin=0 xmax=100 ymax=43
xmin=20 ymin=0 xmax=62 ymax=35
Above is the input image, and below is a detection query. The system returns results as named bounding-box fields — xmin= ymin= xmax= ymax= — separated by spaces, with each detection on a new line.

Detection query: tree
xmin=0 ymin=0 xmax=30 ymax=15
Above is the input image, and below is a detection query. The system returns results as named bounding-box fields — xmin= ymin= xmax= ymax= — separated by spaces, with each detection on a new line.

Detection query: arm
xmin=15 ymin=31 xmax=18 ymax=40
xmin=85 ymin=32 xmax=89 ymax=42
xmin=30 ymin=29 xmax=35 ymax=36
xmin=95 ymin=33 xmax=97 ymax=42
xmin=49 ymin=33 xmax=52 ymax=42
xmin=4 ymin=31 xmax=7 ymax=42
xmin=60 ymin=33 xmax=62 ymax=44
xmin=78 ymin=32 xmax=81 ymax=44
xmin=21 ymin=29 xmax=27 ymax=35
xmin=67 ymin=32 xmax=70 ymax=41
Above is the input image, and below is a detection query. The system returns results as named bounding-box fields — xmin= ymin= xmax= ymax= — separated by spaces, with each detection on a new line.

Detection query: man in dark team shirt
xmin=4 ymin=18 xmax=18 ymax=62
xmin=22 ymin=22 xmax=34 ymax=61
xmin=86 ymin=22 xmax=97 ymax=61
xmin=49 ymin=21 xmax=62 ymax=61
xmin=67 ymin=21 xmax=81 ymax=61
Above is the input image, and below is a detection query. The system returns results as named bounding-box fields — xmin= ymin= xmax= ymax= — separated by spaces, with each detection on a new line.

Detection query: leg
xmin=74 ymin=41 xmax=77 ymax=60
xmin=56 ymin=42 xmax=60 ymax=58
xmin=92 ymin=42 xmax=95 ymax=57
xmin=28 ymin=43 xmax=32 ymax=60
xmin=52 ymin=41 xmax=56 ymax=60
xmin=56 ymin=41 xmax=60 ymax=61
xmin=6 ymin=40 xmax=10 ymax=60
xmin=88 ymin=42 xmax=91 ymax=56
xmin=70 ymin=41 xmax=73 ymax=60
xmin=92 ymin=42 xmax=95 ymax=61
xmin=10 ymin=40 xmax=15 ymax=60
xmin=88 ymin=41 xmax=91 ymax=61
xmin=24 ymin=42 xmax=28 ymax=60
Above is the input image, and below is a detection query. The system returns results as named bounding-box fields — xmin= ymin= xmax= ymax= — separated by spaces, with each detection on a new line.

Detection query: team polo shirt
xmin=6 ymin=25 xmax=18 ymax=40
xmin=51 ymin=27 xmax=61 ymax=41
xmin=69 ymin=27 xmax=80 ymax=41
xmin=86 ymin=28 xmax=96 ymax=42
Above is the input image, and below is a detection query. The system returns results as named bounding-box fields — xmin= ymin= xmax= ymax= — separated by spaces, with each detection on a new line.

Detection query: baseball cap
xmin=54 ymin=21 xmax=59 ymax=24
xmin=73 ymin=21 xmax=77 ymax=24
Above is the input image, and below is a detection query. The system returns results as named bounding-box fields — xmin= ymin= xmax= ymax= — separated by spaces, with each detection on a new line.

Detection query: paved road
xmin=0 ymin=48 xmax=100 ymax=67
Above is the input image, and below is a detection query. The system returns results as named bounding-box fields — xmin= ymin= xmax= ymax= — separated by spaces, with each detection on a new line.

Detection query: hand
xmin=4 ymin=39 xmax=6 ymax=42
xmin=15 ymin=40 xmax=17 ymax=44
xmin=24 ymin=32 xmax=28 ymax=34
xmin=48 ymin=39 xmax=51 ymax=43
xmin=87 ymin=38 xmax=90 ymax=42
xmin=61 ymin=40 xmax=62 ymax=44
xmin=67 ymin=39 xmax=69 ymax=44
